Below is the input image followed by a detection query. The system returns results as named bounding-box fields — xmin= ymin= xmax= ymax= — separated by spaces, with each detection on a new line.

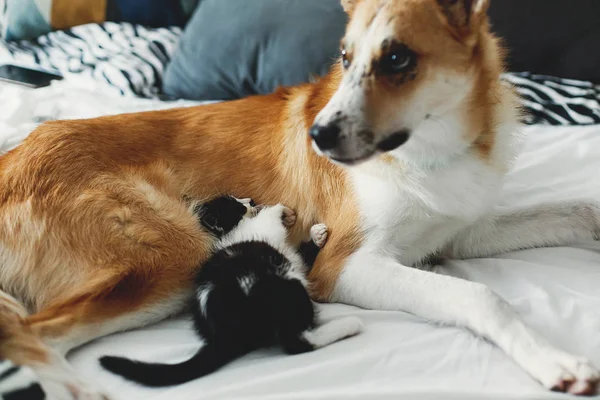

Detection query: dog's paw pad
xmin=540 ymin=355 xmax=599 ymax=396
xmin=310 ymin=224 xmax=328 ymax=248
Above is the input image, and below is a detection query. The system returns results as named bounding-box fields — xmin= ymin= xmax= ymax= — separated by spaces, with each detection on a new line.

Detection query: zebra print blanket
xmin=0 ymin=360 xmax=44 ymax=400
xmin=0 ymin=22 xmax=598 ymax=126
xmin=0 ymin=22 xmax=181 ymax=98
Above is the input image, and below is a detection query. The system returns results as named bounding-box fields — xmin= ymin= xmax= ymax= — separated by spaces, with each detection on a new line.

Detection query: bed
xmin=2 ymin=22 xmax=600 ymax=400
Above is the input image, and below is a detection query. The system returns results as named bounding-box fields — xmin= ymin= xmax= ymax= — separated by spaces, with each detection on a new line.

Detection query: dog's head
xmin=310 ymin=0 xmax=502 ymax=166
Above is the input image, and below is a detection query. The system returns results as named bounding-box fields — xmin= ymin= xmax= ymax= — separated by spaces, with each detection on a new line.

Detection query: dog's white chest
xmin=351 ymin=156 xmax=502 ymax=266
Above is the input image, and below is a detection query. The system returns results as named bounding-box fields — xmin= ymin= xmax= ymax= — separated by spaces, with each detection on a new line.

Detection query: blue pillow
xmin=163 ymin=0 xmax=347 ymax=100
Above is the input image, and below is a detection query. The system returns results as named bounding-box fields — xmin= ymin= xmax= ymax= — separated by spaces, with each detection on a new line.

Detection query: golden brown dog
xmin=1 ymin=0 xmax=599 ymax=397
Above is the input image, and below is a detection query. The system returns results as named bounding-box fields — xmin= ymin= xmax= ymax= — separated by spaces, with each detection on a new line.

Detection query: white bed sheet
xmin=2 ymin=80 xmax=600 ymax=400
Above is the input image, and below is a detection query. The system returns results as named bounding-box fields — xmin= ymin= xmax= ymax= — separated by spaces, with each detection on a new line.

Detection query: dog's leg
xmin=0 ymin=290 xmax=107 ymax=399
xmin=447 ymin=201 xmax=600 ymax=259
xmin=24 ymin=268 xmax=193 ymax=357
xmin=329 ymin=250 xmax=600 ymax=395
xmin=23 ymin=183 xmax=216 ymax=356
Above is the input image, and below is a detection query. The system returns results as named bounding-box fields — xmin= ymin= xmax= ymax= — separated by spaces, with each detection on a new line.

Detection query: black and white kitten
xmin=100 ymin=196 xmax=362 ymax=387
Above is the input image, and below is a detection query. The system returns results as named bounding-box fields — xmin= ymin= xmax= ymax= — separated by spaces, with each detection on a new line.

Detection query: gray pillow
xmin=163 ymin=0 xmax=347 ymax=100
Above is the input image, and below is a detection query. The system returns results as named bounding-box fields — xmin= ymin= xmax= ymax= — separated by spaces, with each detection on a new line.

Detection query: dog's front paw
xmin=310 ymin=223 xmax=328 ymax=248
xmin=530 ymin=351 xmax=599 ymax=396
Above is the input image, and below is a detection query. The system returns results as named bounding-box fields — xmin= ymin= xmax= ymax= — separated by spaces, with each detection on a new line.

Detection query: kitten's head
xmin=197 ymin=196 xmax=257 ymax=237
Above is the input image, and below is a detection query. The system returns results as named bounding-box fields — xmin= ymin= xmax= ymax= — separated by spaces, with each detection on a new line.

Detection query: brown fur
xmin=338 ymin=0 xmax=503 ymax=154
xmin=0 ymin=0 xmax=504 ymax=391
xmin=0 ymin=66 xmax=363 ymax=367
xmin=0 ymin=291 xmax=48 ymax=365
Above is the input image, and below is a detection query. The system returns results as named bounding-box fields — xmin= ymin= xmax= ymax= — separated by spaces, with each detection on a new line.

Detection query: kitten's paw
xmin=281 ymin=206 xmax=297 ymax=227
xmin=310 ymin=224 xmax=328 ymax=248
xmin=334 ymin=316 xmax=364 ymax=339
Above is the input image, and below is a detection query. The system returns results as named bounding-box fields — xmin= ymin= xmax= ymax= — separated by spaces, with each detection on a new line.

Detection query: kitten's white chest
xmin=351 ymin=155 xmax=502 ymax=266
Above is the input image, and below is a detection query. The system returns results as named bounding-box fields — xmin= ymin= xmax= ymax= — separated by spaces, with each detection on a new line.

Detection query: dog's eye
xmin=341 ymin=49 xmax=351 ymax=69
xmin=380 ymin=49 xmax=414 ymax=75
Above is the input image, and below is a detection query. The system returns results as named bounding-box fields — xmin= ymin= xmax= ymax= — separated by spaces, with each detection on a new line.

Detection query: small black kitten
xmin=100 ymin=196 xmax=362 ymax=387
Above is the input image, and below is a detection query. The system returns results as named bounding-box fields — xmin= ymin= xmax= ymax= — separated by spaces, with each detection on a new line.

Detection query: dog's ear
xmin=341 ymin=0 xmax=360 ymax=15
xmin=434 ymin=0 xmax=490 ymax=44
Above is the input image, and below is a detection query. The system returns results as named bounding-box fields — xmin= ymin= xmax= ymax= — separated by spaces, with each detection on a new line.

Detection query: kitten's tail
xmin=99 ymin=343 xmax=241 ymax=387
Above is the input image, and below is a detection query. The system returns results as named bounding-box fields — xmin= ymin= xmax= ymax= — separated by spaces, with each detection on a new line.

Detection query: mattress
xmin=1 ymin=78 xmax=600 ymax=400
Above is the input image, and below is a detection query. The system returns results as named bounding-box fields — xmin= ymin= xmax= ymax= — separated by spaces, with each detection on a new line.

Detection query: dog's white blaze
xmin=313 ymin=6 xmax=395 ymax=160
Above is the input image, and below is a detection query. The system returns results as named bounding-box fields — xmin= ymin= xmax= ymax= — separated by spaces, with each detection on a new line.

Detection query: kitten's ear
xmin=341 ymin=0 xmax=361 ymax=15
xmin=434 ymin=0 xmax=490 ymax=44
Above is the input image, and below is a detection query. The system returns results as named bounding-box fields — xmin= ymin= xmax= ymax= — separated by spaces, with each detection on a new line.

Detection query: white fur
xmin=0 ymin=362 xmax=39 ymax=395
xmin=237 ymin=274 xmax=256 ymax=295
xmin=218 ymin=204 xmax=310 ymax=287
xmin=322 ymin=47 xmax=600 ymax=391
xmin=34 ymin=349 xmax=108 ymax=400
xmin=49 ymin=291 xmax=190 ymax=356
xmin=301 ymin=316 xmax=363 ymax=349
xmin=196 ymin=283 xmax=213 ymax=317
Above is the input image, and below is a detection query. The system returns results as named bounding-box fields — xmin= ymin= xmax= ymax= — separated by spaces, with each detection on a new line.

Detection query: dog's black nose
xmin=309 ymin=123 xmax=341 ymax=150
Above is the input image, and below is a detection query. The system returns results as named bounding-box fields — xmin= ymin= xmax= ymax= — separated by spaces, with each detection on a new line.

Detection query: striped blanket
xmin=0 ymin=22 xmax=599 ymax=126
xmin=0 ymin=22 xmax=181 ymax=98
xmin=0 ymin=360 xmax=44 ymax=400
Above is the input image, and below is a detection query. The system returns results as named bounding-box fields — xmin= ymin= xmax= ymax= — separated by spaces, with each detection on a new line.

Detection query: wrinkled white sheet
xmin=2 ymin=80 xmax=600 ymax=400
